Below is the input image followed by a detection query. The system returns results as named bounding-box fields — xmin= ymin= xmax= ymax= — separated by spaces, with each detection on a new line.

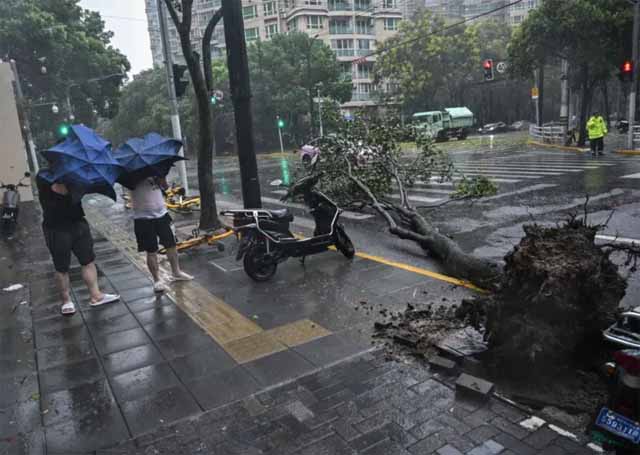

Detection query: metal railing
xmin=334 ymin=48 xmax=355 ymax=56
xmin=329 ymin=25 xmax=353 ymax=34
xmin=529 ymin=124 xmax=565 ymax=144
xmin=351 ymin=92 xmax=372 ymax=101
xmin=633 ymin=125 xmax=640 ymax=150
xmin=328 ymin=2 xmax=351 ymax=10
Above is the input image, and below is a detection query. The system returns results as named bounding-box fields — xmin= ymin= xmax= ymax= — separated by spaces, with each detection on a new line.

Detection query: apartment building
xmin=146 ymin=0 xmax=411 ymax=111
xmin=423 ymin=0 xmax=538 ymax=24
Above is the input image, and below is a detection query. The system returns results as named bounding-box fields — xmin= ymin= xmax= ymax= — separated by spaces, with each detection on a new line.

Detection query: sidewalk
xmin=1 ymin=202 xmax=598 ymax=454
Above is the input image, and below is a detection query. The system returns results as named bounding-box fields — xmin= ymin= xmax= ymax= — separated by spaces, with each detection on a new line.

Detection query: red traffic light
xmin=623 ymin=60 xmax=633 ymax=74
xmin=483 ymin=59 xmax=493 ymax=70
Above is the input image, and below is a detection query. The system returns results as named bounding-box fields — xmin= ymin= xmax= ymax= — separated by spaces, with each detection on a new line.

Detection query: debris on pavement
xmin=2 ymin=283 xmax=23 ymax=292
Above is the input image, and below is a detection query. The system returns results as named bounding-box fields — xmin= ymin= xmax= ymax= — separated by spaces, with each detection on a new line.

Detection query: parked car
xmin=509 ymin=120 xmax=530 ymax=131
xmin=603 ymin=307 xmax=640 ymax=349
xmin=478 ymin=122 xmax=508 ymax=134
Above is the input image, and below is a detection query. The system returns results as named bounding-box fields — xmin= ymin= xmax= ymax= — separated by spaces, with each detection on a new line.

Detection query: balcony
xmin=354 ymin=2 xmax=371 ymax=10
xmin=351 ymin=92 xmax=371 ymax=101
xmin=328 ymin=2 xmax=351 ymax=10
xmin=354 ymin=27 xmax=374 ymax=35
xmin=329 ymin=25 xmax=353 ymax=34
xmin=334 ymin=48 xmax=355 ymax=57
xmin=355 ymin=49 xmax=373 ymax=56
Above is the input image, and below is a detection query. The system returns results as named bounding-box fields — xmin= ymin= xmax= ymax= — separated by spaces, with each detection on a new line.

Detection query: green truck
xmin=412 ymin=107 xmax=475 ymax=141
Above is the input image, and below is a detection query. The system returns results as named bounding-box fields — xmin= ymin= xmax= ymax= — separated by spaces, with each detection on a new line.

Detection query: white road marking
xmin=479 ymin=184 xmax=558 ymax=201
xmin=520 ymin=417 xmax=546 ymax=431
xmin=621 ymin=172 xmax=640 ymax=179
xmin=453 ymin=164 xmax=592 ymax=172
xmin=390 ymin=195 xmax=443 ymax=204
xmin=456 ymin=169 xmax=564 ymax=176
xmin=596 ymin=234 xmax=640 ymax=245
xmin=456 ymin=172 xmax=541 ymax=179
xmin=426 ymin=177 xmax=522 ymax=184
xmin=408 ymin=187 xmax=455 ymax=195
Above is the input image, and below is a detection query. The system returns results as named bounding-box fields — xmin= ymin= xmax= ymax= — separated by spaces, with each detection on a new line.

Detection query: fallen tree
xmin=303 ymin=118 xmax=638 ymax=380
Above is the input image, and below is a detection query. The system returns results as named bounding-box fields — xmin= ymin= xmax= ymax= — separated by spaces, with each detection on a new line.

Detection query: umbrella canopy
xmin=42 ymin=125 xmax=123 ymax=201
xmin=115 ymin=133 xmax=185 ymax=190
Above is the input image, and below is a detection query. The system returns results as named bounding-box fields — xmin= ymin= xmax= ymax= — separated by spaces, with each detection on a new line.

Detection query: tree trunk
xmin=577 ymin=66 xmax=592 ymax=147
xmin=603 ymin=81 xmax=610 ymax=128
xmin=538 ymin=64 xmax=545 ymax=126
xmin=166 ymin=0 xmax=220 ymax=230
xmin=202 ymin=9 xmax=223 ymax=157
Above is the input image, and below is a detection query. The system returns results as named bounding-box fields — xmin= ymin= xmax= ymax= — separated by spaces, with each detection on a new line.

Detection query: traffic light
xmin=620 ymin=60 xmax=634 ymax=82
xmin=277 ymin=116 xmax=285 ymax=129
xmin=483 ymin=59 xmax=494 ymax=81
xmin=172 ymin=64 xmax=189 ymax=98
xmin=57 ymin=123 xmax=70 ymax=138
xmin=210 ymin=94 xmax=217 ymax=105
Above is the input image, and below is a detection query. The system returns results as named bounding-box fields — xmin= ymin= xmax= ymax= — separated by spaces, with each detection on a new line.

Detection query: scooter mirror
xmin=24 ymin=172 xmax=31 ymax=178
xmin=270 ymin=179 xmax=283 ymax=187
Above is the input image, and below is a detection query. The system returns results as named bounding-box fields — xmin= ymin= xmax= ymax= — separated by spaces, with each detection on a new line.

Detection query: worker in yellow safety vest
xmin=586 ymin=110 xmax=607 ymax=156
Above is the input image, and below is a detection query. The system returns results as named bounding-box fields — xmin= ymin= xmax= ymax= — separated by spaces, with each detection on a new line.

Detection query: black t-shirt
xmin=36 ymin=174 xmax=85 ymax=229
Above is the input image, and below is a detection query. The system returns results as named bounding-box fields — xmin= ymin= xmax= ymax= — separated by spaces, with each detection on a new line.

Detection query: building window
xmin=288 ymin=18 xmax=298 ymax=31
xmin=242 ymin=5 xmax=257 ymax=19
xmin=383 ymin=0 xmax=396 ymax=8
xmin=307 ymin=15 xmax=323 ymax=29
xmin=383 ymin=18 xmax=399 ymax=30
xmin=357 ymin=62 xmax=372 ymax=79
xmin=305 ymin=0 xmax=322 ymax=5
xmin=245 ymin=27 xmax=259 ymax=41
xmin=266 ymin=22 xmax=278 ymax=38
xmin=263 ymin=1 xmax=276 ymax=15
xmin=355 ymin=19 xmax=372 ymax=34
xmin=527 ymin=0 xmax=537 ymax=8
xmin=354 ymin=0 xmax=370 ymax=11
xmin=512 ymin=15 xmax=523 ymax=24
xmin=332 ymin=38 xmax=354 ymax=56
xmin=329 ymin=18 xmax=352 ymax=34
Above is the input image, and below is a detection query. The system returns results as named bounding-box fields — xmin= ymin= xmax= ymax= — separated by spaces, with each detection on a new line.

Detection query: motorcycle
xmin=617 ymin=120 xmax=630 ymax=134
xmin=221 ymin=173 xmax=355 ymax=282
xmin=1 ymin=172 xmax=30 ymax=234
xmin=589 ymin=349 xmax=640 ymax=454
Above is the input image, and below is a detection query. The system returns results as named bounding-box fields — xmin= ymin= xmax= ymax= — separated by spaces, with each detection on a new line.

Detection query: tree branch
xmin=203 ymin=8 xmax=223 ymax=92
xmin=163 ymin=0 xmax=181 ymax=29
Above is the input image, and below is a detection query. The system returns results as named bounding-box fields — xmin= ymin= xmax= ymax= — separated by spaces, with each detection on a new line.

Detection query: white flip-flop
xmin=168 ymin=272 xmax=194 ymax=282
xmin=61 ymin=301 xmax=76 ymax=316
xmin=90 ymin=293 xmax=120 ymax=307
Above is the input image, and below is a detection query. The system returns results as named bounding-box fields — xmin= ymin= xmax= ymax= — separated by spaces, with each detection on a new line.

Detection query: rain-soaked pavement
xmin=2 ymin=140 xmax=637 ymax=453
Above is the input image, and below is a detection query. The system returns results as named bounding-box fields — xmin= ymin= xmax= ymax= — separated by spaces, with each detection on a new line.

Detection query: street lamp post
xmin=629 ymin=0 xmax=640 ymax=149
xmin=8 ymin=60 xmax=39 ymax=173
xmin=317 ymin=84 xmax=324 ymax=137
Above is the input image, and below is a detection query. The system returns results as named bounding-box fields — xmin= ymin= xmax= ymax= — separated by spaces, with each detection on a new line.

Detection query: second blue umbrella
xmin=115 ymin=132 xmax=185 ymax=190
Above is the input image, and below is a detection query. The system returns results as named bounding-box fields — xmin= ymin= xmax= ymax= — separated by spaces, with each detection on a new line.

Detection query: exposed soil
xmin=369 ymin=219 xmax=628 ymax=425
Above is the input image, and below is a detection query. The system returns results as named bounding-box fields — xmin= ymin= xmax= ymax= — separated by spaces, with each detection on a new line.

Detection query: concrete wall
xmin=0 ymin=63 xmax=33 ymax=202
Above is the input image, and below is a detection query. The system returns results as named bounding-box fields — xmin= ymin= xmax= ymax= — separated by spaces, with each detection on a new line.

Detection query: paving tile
xmin=40 ymin=379 xmax=118 ymax=427
xmin=493 ymin=432 xmax=537 ymax=455
xmin=33 ymin=312 xmax=85 ymax=333
xmin=156 ymin=329 xmax=219 ymax=360
xmin=362 ymin=440 xmax=412 ymax=455
xmin=466 ymin=424 xmax=502 ymax=444
xmin=266 ymin=319 xmax=332 ymax=348
xmin=0 ymin=428 xmax=45 ymax=455
xmin=170 ymin=346 xmax=237 ymax=382
xmin=110 ymin=362 xmax=181 ymax=403
xmin=93 ymin=327 xmax=152 ymax=355
xmin=39 ymin=357 xmax=104 ymax=394
xmin=437 ymin=445 xmax=464 ymax=455
xmin=87 ymin=313 xmax=140 ymax=337
xmin=0 ymin=398 xmax=41 ymax=438
xmin=125 ymin=294 xmax=174 ymax=313
xmin=187 ymin=366 xmax=261 ymax=410
xmin=296 ymin=433 xmax=357 ymax=455
xmin=45 ymin=401 xmax=129 ymax=454
xmin=102 ymin=343 xmax=164 ymax=377
xmin=34 ymin=324 xmax=90 ymax=349
xmin=351 ymin=427 xmax=391 ymax=452
xmin=80 ymin=301 xmax=131 ymax=323
xmin=408 ymin=433 xmax=448 ymax=454
xmin=491 ymin=415 xmax=530 ymax=439
xmin=0 ymin=373 xmax=39 ymax=409
xmin=120 ymin=287 xmax=157 ymax=303
xmin=223 ymin=332 xmax=287 ymax=364
xmin=121 ymin=385 xmax=201 ymax=436
xmin=243 ymin=349 xmax=316 ymax=388
xmin=135 ymin=304 xmax=187 ymax=326
xmin=523 ymin=426 xmax=559 ymax=449
xmin=292 ymin=333 xmax=368 ymax=368
xmin=142 ymin=316 xmax=198 ymax=341
xmin=111 ymin=277 xmax=152 ymax=292
xmin=36 ymin=340 xmax=95 ymax=370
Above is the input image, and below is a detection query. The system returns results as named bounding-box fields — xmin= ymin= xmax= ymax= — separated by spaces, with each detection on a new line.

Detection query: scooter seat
xmin=270 ymin=209 xmax=293 ymax=221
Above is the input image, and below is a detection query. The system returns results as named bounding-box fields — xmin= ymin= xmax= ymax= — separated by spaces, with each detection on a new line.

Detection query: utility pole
xmin=628 ymin=0 xmax=640 ymax=149
xmin=317 ymin=84 xmax=324 ymax=137
xmin=156 ymin=0 xmax=189 ymax=194
xmin=223 ymin=0 xmax=262 ymax=209
xmin=9 ymin=60 xmax=39 ymax=173
xmin=276 ymin=116 xmax=284 ymax=154
xmin=560 ymin=59 xmax=569 ymax=136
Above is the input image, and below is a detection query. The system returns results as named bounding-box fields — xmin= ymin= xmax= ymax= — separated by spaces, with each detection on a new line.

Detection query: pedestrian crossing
xmin=242 ymin=156 xmax=622 ymax=222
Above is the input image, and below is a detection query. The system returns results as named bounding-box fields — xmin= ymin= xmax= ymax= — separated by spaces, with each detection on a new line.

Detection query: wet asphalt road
xmin=181 ymin=138 xmax=640 ymax=306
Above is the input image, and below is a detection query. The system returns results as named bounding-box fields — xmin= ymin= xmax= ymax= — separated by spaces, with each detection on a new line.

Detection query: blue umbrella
xmin=41 ymin=124 xmax=124 ymax=201
xmin=114 ymin=132 xmax=185 ymax=190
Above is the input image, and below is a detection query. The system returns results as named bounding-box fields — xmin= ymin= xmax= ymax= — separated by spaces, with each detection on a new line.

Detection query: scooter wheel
xmin=243 ymin=246 xmax=277 ymax=282
xmin=335 ymin=225 xmax=355 ymax=259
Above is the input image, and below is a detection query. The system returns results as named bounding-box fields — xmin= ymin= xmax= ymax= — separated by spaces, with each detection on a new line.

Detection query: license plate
xmin=596 ymin=407 xmax=640 ymax=444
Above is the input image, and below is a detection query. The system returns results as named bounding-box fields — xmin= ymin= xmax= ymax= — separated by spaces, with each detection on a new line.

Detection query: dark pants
xmin=43 ymin=220 xmax=95 ymax=273
xmin=590 ymin=136 xmax=604 ymax=154
xmin=134 ymin=213 xmax=176 ymax=253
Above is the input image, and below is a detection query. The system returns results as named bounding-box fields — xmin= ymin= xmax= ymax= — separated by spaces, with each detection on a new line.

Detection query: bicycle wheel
xmin=334 ymin=225 xmax=355 ymax=259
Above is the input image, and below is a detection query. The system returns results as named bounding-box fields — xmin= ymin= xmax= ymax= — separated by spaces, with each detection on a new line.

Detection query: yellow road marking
xmin=354 ymin=251 xmax=485 ymax=292
xmin=615 ymin=149 xmax=640 ymax=155
xmin=266 ymin=319 xmax=331 ymax=348
xmin=527 ymin=141 xmax=589 ymax=153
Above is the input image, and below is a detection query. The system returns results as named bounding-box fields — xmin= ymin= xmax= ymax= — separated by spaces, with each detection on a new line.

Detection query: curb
xmin=527 ymin=141 xmax=589 ymax=153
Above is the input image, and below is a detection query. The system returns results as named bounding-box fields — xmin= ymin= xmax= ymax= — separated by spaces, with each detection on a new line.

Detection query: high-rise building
xmin=423 ymin=0 xmax=538 ymax=24
xmin=145 ymin=0 xmax=412 ymax=111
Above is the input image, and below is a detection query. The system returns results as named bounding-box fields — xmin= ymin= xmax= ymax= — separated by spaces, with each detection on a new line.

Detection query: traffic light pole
xmin=156 ymin=0 xmax=189 ymax=194
xmin=8 ymin=60 xmax=39 ymax=174
xmin=628 ymin=0 xmax=640 ymax=150
xmin=223 ymin=0 xmax=262 ymax=209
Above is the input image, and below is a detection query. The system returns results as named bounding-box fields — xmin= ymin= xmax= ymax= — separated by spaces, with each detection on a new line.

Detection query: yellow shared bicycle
xmin=159 ymin=226 xmax=234 ymax=254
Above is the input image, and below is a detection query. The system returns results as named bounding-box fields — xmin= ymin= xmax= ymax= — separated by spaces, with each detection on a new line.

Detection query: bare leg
xmin=55 ymin=272 xmax=72 ymax=304
xmin=81 ymin=262 xmax=104 ymax=303
xmin=147 ymin=252 xmax=161 ymax=283
xmin=166 ymin=247 xmax=181 ymax=276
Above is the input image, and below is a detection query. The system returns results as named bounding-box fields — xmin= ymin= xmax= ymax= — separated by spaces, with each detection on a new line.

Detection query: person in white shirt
xmin=130 ymin=177 xmax=193 ymax=292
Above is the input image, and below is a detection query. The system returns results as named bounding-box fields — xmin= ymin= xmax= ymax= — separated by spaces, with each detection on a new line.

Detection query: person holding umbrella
xmin=116 ymin=133 xmax=193 ymax=292
xmin=39 ymin=126 xmax=122 ymax=315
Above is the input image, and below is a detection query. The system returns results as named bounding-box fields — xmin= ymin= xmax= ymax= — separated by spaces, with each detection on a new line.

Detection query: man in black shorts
xmin=130 ymin=177 xmax=193 ymax=292
xmin=36 ymin=172 xmax=120 ymax=315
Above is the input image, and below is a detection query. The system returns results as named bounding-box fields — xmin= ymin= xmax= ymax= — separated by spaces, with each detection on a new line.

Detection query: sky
xmin=79 ymin=0 xmax=153 ymax=75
